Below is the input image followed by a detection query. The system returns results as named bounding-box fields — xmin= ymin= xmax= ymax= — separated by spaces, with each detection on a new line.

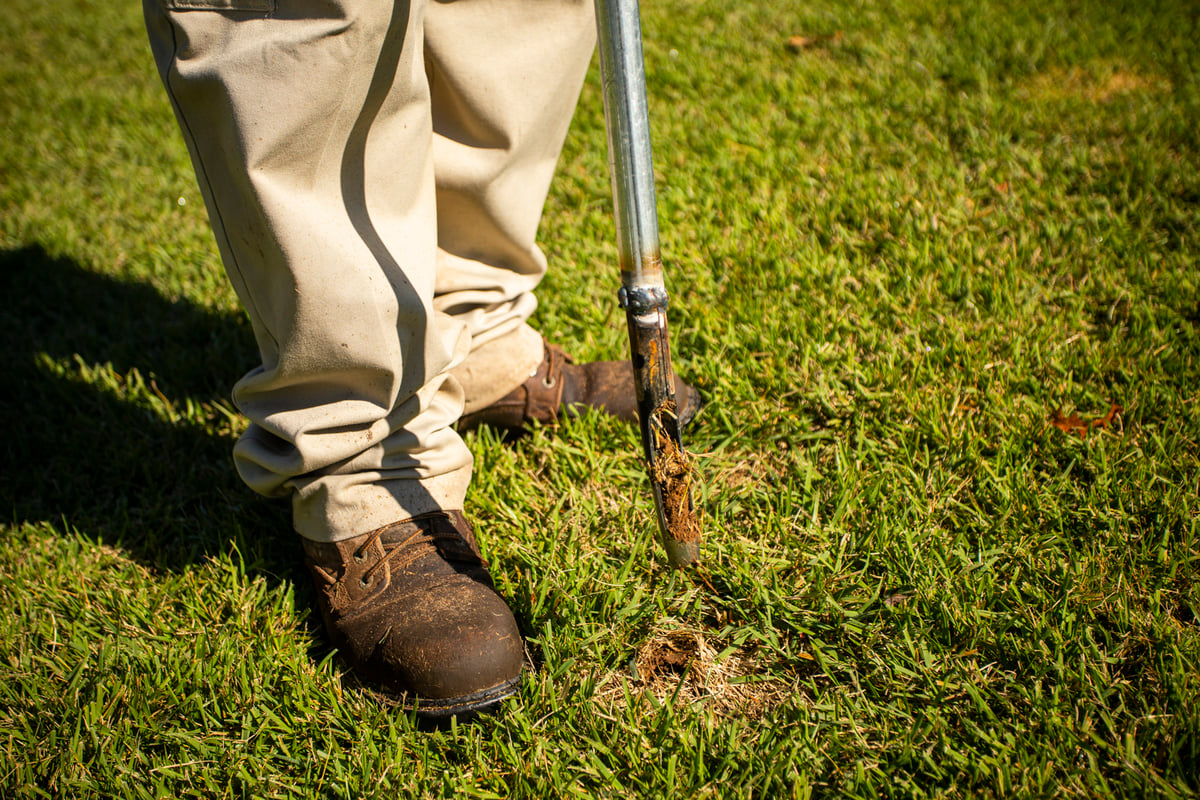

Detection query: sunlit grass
xmin=2 ymin=0 xmax=1198 ymax=796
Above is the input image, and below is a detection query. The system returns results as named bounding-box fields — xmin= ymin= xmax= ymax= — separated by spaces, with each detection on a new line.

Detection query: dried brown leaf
xmin=1049 ymin=402 xmax=1123 ymax=438
xmin=786 ymin=31 xmax=844 ymax=53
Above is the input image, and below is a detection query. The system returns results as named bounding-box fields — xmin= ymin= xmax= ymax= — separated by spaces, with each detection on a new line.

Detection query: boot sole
xmin=401 ymin=673 xmax=523 ymax=720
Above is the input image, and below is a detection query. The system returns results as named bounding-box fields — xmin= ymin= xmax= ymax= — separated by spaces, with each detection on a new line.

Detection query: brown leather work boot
xmin=302 ymin=511 xmax=523 ymax=718
xmin=458 ymin=341 xmax=702 ymax=433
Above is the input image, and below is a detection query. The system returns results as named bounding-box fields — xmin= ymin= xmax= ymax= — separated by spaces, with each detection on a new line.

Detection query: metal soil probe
xmin=594 ymin=0 xmax=701 ymax=566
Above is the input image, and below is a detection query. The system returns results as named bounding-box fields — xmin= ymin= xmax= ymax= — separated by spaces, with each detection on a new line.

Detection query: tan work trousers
xmin=144 ymin=0 xmax=596 ymax=541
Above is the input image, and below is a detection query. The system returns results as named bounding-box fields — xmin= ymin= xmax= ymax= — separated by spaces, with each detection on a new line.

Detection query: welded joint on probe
xmin=618 ymin=285 xmax=669 ymax=316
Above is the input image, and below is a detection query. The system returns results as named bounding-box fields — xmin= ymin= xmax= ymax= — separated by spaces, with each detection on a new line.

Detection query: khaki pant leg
xmin=144 ymin=0 xmax=473 ymax=542
xmin=425 ymin=0 xmax=597 ymax=413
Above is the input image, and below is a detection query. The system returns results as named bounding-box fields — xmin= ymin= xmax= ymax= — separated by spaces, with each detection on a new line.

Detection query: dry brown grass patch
xmin=1018 ymin=63 xmax=1171 ymax=104
xmin=597 ymin=628 xmax=792 ymax=718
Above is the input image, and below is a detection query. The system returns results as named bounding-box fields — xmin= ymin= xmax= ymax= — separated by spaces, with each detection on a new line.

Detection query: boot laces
xmin=352 ymin=512 xmax=473 ymax=588
xmin=542 ymin=342 xmax=570 ymax=389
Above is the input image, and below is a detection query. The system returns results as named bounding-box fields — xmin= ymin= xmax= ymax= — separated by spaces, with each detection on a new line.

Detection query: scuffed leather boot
xmin=458 ymin=341 xmax=701 ymax=433
xmin=302 ymin=511 xmax=523 ymax=718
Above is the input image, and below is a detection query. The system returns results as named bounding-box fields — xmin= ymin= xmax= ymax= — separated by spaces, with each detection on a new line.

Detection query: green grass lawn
xmin=3 ymin=0 xmax=1199 ymax=796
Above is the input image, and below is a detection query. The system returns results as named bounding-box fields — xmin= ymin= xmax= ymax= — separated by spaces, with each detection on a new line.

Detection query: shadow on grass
xmin=0 ymin=244 xmax=574 ymax=696
xmin=0 ymin=244 xmax=296 ymax=577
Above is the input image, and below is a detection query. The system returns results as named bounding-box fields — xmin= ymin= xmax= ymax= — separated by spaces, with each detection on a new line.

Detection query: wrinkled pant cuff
xmin=452 ymin=322 xmax=546 ymax=416
xmin=293 ymin=464 xmax=474 ymax=543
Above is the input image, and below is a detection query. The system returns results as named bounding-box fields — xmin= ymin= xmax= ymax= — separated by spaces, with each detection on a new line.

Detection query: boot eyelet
xmin=358 ymin=576 xmax=373 ymax=589
xmin=352 ymin=551 xmax=365 ymax=564
xmin=542 ymin=375 xmax=557 ymax=388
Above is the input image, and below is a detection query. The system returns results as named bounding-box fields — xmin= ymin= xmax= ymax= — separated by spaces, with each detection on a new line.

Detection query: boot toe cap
xmin=382 ymin=585 xmax=525 ymax=704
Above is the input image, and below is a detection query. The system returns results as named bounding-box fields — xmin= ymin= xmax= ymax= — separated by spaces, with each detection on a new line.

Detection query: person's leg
xmin=143 ymin=0 xmax=522 ymax=715
xmin=424 ymin=0 xmax=701 ymax=431
xmin=144 ymin=0 xmax=469 ymax=540
xmin=423 ymin=0 xmax=597 ymax=413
